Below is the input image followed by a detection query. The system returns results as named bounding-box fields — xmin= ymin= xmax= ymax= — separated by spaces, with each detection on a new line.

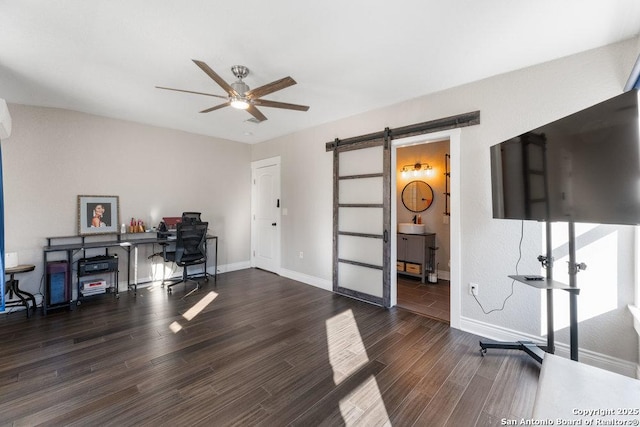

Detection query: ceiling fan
xmin=156 ymin=60 xmax=309 ymax=122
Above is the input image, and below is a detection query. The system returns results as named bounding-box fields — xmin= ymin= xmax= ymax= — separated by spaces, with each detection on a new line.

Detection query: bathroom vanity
xmin=397 ymin=232 xmax=436 ymax=283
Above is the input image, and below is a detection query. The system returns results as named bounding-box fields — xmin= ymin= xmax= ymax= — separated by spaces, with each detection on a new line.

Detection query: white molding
xmin=461 ymin=316 xmax=638 ymax=378
xmin=436 ymin=270 xmax=450 ymax=281
xmin=0 ymin=98 xmax=12 ymax=139
xmin=280 ymin=268 xmax=332 ymax=291
xmin=628 ymin=304 xmax=640 ymax=379
xmin=213 ymin=261 xmax=251 ymax=274
xmin=391 ymin=128 xmax=462 ymax=329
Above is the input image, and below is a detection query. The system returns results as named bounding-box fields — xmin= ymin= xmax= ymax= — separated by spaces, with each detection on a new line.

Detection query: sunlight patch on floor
xmin=341 ymin=375 xmax=390 ymax=425
xmin=183 ymin=291 xmax=218 ymax=321
xmin=326 ymin=309 xmax=390 ymax=425
xmin=169 ymin=291 xmax=218 ymax=333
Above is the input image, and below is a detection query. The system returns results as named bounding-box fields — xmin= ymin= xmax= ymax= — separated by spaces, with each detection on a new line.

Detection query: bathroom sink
xmin=398 ymin=223 xmax=426 ymax=234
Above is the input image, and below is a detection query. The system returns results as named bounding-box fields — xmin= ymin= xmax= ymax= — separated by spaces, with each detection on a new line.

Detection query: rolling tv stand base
xmin=480 ymin=340 xmax=547 ymax=363
xmin=478 ymin=222 xmax=582 ymax=363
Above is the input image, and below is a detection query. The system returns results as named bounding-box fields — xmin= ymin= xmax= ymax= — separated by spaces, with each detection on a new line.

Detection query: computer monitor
xmin=162 ymin=217 xmax=182 ymax=230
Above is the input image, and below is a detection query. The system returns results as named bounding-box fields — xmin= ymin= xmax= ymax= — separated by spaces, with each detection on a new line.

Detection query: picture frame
xmin=77 ymin=195 xmax=120 ymax=235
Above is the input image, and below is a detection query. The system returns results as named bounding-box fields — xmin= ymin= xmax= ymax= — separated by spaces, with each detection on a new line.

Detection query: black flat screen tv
xmin=490 ymin=89 xmax=640 ymax=225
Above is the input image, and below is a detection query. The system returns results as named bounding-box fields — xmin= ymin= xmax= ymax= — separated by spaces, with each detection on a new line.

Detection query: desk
xmin=4 ymin=264 xmax=37 ymax=317
xmin=533 ymin=354 xmax=640 ymax=422
xmin=42 ymin=233 xmax=218 ymax=314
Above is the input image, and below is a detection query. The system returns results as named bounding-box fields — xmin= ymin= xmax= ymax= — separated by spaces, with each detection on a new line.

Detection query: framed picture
xmin=77 ymin=195 xmax=120 ymax=235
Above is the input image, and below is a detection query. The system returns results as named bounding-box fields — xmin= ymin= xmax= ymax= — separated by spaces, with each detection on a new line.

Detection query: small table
xmin=4 ymin=264 xmax=36 ymax=317
xmin=533 ymin=354 xmax=640 ymax=422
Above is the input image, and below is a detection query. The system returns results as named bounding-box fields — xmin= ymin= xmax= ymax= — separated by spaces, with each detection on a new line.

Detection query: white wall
xmin=2 ymin=105 xmax=252 ymax=298
xmin=252 ymin=37 xmax=640 ymax=369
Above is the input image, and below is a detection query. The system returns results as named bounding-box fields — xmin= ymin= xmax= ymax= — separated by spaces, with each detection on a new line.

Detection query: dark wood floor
xmin=0 ymin=268 xmax=539 ymax=426
xmin=397 ymin=275 xmax=450 ymax=323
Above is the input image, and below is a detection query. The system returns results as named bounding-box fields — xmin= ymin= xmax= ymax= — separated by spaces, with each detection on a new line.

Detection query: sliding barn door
xmin=333 ymin=139 xmax=390 ymax=307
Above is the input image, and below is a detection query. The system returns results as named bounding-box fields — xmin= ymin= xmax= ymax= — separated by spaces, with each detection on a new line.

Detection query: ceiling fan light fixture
xmin=230 ymin=97 xmax=250 ymax=110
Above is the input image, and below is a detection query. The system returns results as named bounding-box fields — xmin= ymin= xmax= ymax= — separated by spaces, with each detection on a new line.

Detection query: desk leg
xmin=67 ymin=249 xmax=74 ymax=311
xmin=214 ymin=237 xmax=218 ymax=283
xmin=126 ymin=247 xmax=131 ymax=293
xmin=42 ymin=251 xmax=48 ymax=316
xmin=133 ymin=246 xmax=138 ymax=295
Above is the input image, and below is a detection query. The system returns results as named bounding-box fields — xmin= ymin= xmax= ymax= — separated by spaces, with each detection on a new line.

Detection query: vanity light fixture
xmin=400 ymin=162 xmax=433 ymax=178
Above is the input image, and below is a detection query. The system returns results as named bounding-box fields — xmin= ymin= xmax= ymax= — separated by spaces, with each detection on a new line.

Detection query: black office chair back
xmin=174 ymin=221 xmax=208 ymax=266
xmin=181 ymin=212 xmax=202 ymax=225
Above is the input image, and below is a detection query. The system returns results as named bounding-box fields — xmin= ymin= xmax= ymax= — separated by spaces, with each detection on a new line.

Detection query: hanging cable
xmin=473 ymin=220 xmax=524 ymax=314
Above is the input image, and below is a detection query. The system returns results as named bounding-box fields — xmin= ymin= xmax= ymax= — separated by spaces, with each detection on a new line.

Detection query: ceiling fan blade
xmin=246 ymin=76 xmax=296 ymax=99
xmin=192 ymin=59 xmax=238 ymax=97
xmin=247 ymin=104 xmax=267 ymax=122
xmin=253 ymin=99 xmax=309 ymax=112
xmin=199 ymin=102 xmax=230 ymax=113
xmin=155 ymin=86 xmax=227 ymax=99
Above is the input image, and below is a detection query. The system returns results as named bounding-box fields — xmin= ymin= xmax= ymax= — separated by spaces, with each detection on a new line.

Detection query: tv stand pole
xmin=479 ymin=221 xmax=582 ymax=363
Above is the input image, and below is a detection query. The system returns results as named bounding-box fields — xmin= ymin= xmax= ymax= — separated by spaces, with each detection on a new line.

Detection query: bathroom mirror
xmin=401 ymin=180 xmax=434 ymax=212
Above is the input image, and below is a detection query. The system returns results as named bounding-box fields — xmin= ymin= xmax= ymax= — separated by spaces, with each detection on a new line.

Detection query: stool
xmin=4 ymin=264 xmax=36 ymax=317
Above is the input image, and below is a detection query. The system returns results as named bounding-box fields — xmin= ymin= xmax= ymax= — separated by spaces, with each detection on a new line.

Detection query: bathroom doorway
xmin=396 ymin=139 xmax=451 ymax=323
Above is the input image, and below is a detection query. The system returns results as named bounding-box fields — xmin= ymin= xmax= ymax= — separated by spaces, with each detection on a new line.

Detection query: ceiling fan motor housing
xmin=231 ymin=80 xmax=249 ymax=96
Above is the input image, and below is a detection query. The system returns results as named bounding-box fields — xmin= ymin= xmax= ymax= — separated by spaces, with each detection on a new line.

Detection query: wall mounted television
xmin=490 ymin=89 xmax=640 ymax=225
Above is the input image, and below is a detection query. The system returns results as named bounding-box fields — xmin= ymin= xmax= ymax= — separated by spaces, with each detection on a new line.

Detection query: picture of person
xmin=91 ymin=204 xmax=105 ymax=227
xmin=79 ymin=195 xmax=119 ymax=235
xmin=87 ymin=203 xmax=112 ymax=228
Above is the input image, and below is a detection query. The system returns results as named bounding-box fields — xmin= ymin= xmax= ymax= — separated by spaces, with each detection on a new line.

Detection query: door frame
xmin=250 ymin=156 xmax=281 ymax=274
xmin=391 ymin=129 xmax=461 ymax=329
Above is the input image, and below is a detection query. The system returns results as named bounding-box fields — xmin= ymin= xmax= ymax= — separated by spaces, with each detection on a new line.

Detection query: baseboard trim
xmin=461 ymin=316 xmax=638 ymax=378
xmin=437 ymin=270 xmax=450 ymax=281
xmin=212 ymin=261 xmax=251 ymax=274
xmin=279 ymin=268 xmax=332 ymax=291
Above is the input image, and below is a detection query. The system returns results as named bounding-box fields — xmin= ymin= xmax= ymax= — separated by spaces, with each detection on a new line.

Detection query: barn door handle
xmin=383 ymin=230 xmax=388 ymax=242
xmin=272 ymin=222 xmax=277 ymax=226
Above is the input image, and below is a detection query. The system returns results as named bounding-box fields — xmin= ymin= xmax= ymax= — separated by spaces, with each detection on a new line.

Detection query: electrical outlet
xmin=469 ymin=282 xmax=479 ymax=296
xmin=299 ymin=251 xmax=304 ymax=259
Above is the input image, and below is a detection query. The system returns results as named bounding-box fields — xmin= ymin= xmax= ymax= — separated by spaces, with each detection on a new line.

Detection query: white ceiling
xmin=1 ymin=1 xmax=640 ymax=144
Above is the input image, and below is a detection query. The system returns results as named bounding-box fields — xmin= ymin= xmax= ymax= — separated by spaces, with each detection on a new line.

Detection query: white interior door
xmin=252 ymin=157 xmax=281 ymax=273
xmin=333 ymin=141 xmax=391 ymax=307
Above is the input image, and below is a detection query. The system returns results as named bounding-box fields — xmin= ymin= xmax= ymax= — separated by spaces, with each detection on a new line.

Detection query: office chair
xmin=181 ymin=212 xmax=202 ymax=225
xmin=163 ymin=221 xmax=208 ymax=297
